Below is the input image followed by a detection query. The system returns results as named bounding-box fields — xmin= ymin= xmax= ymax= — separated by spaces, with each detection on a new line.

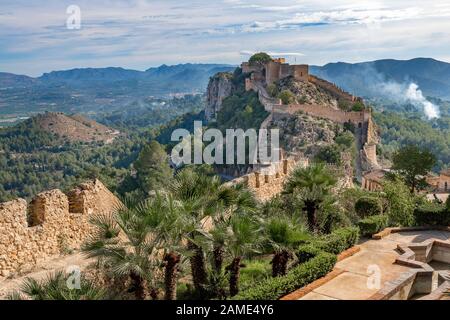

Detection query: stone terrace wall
xmin=0 ymin=179 xmax=120 ymax=278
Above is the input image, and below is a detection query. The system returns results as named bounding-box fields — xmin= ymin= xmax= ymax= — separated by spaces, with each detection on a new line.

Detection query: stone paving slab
xmin=336 ymin=250 xmax=408 ymax=282
xmin=300 ymin=291 xmax=338 ymax=300
xmin=299 ymin=230 xmax=450 ymax=300
xmin=386 ymin=231 xmax=450 ymax=244
xmin=312 ymin=272 xmax=379 ymax=300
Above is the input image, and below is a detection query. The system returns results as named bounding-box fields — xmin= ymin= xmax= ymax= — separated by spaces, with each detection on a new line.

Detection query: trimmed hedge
xmin=297 ymin=227 xmax=359 ymax=261
xmin=296 ymin=244 xmax=322 ymax=264
xmin=358 ymin=215 xmax=389 ymax=237
xmin=234 ymin=252 xmax=336 ymax=300
xmin=355 ymin=196 xmax=382 ymax=218
xmin=414 ymin=203 xmax=449 ymax=226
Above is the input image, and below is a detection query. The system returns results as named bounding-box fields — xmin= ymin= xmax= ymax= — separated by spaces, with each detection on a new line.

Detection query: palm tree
xmin=83 ymin=194 xmax=187 ymax=300
xmin=283 ymin=163 xmax=337 ymax=232
xmin=145 ymin=194 xmax=185 ymax=300
xmin=169 ymin=168 xmax=241 ymax=297
xmin=7 ymin=271 xmax=105 ymax=300
xmin=225 ymin=214 xmax=262 ymax=297
xmin=82 ymin=199 xmax=158 ymax=300
xmin=210 ymin=183 xmax=258 ymax=272
xmin=263 ymin=216 xmax=310 ymax=277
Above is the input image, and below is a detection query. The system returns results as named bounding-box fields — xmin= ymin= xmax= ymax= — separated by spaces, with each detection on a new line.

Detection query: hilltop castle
xmin=241 ymin=58 xmax=309 ymax=85
xmin=206 ymin=56 xmax=380 ymax=181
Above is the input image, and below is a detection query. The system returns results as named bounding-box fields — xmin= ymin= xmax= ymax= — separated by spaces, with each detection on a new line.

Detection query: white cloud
xmin=1 ymin=0 xmax=450 ymax=75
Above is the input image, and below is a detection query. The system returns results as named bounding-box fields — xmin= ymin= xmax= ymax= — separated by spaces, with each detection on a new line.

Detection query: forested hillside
xmin=0 ymin=95 xmax=203 ymax=202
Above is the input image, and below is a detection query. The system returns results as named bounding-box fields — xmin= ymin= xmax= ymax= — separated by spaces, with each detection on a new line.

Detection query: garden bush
xmin=297 ymin=227 xmax=359 ymax=258
xmin=296 ymin=244 xmax=322 ymax=264
xmin=358 ymin=215 xmax=389 ymax=237
xmin=234 ymin=252 xmax=336 ymax=300
xmin=414 ymin=203 xmax=449 ymax=226
xmin=355 ymin=196 xmax=383 ymax=218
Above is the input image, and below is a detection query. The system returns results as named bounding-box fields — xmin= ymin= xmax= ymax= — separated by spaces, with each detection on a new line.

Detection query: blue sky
xmin=1 ymin=0 xmax=450 ymax=76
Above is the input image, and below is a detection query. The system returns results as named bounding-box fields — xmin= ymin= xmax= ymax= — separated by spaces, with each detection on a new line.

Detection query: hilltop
xmin=0 ymin=113 xmax=119 ymax=154
xmin=204 ymin=55 xmax=379 ymax=182
xmin=32 ymin=112 xmax=119 ymax=144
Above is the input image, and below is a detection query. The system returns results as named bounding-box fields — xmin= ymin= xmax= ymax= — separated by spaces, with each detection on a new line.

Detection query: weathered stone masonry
xmin=226 ymin=157 xmax=309 ymax=202
xmin=0 ymin=179 xmax=120 ymax=278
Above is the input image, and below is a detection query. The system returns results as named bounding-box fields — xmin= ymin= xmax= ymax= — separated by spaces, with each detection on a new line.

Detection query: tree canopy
xmin=249 ymin=52 xmax=272 ymax=65
xmin=392 ymin=145 xmax=436 ymax=193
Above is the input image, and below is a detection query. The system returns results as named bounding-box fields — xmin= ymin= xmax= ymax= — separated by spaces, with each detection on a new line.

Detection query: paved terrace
xmin=299 ymin=230 xmax=450 ymax=300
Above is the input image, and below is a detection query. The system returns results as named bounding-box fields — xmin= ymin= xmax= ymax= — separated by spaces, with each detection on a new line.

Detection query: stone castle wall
xmin=226 ymin=157 xmax=309 ymax=202
xmin=308 ymin=75 xmax=361 ymax=104
xmin=272 ymin=103 xmax=369 ymax=125
xmin=0 ymin=179 xmax=120 ymax=278
xmin=266 ymin=61 xmax=309 ymax=85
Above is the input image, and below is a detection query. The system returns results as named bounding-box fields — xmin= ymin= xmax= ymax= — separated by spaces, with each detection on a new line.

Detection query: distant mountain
xmin=310 ymin=58 xmax=450 ymax=100
xmin=2 ymin=64 xmax=235 ymax=89
xmin=0 ymin=72 xmax=36 ymax=87
xmin=0 ymin=64 xmax=235 ymax=116
xmin=39 ymin=67 xmax=142 ymax=84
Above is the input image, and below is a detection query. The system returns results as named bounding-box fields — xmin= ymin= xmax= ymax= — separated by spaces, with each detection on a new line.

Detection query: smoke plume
xmin=379 ymin=81 xmax=440 ymax=119
xmin=317 ymin=63 xmax=440 ymax=120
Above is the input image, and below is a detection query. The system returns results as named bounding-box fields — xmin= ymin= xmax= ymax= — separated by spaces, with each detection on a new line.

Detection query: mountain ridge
xmin=310 ymin=58 xmax=450 ymax=100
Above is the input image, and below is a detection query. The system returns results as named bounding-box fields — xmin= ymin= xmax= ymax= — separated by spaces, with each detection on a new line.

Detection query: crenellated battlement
xmin=308 ymin=75 xmax=362 ymax=105
xmin=0 ymin=179 xmax=120 ymax=278
xmin=226 ymin=157 xmax=309 ymax=202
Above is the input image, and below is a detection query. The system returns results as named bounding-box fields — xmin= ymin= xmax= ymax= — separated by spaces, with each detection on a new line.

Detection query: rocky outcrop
xmin=278 ymin=77 xmax=339 ymax=109
xmin=205 ymin=72 xmax=234 ymax=121
xmin=0 ymin=179 xmax=120 ymax=278
xmin=272 ymin=113 xmax=341 ymax=157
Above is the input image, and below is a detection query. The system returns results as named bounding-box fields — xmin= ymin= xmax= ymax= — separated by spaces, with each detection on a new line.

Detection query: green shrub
xmin=267 ymin=84 xmax=279 ymax=97
xmin=278 ymin=90 xmax=295 ymax=105
xmin=240 ymin=258 xmax=272 ymax=291
xmin=352 ymin=101 xmax=365 ymax=111
xmin=249 ymin=52 xmax=272 ymax=65
xmin=297 ymin=227 xmax=359 ymax=258
xmin=343 ymin=122 xmax=355 ymax=133
xmin=332 ymin=227 xmax=360 ymax=249
xmin=234 ymin=252 xmax=336 ymax=300
xmin=355 ymin=196 xmax=383 ymax=218
xmin=335 ymin=131 xmax=355 ymax=149
xmin=414 ymin=203 xmax=449 ymax=226
xmin=296 ymin=244 xmax=322 ymax=263
xmin=446 ymin=196 xmax=450 ymax=211
xmin=314 ymin=144 xmax=341 ymax=165
xmin=358 ymin=215 xmax=389 ymax=237
xmin=383 ymin=178 xmax=415 ymax=227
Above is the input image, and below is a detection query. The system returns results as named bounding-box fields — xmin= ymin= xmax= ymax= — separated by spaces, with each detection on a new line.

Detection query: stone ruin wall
xmin=0 ymin=179 xmax=120 ymax=278
xmin=226 ymin=158 xmax=309 ymax=202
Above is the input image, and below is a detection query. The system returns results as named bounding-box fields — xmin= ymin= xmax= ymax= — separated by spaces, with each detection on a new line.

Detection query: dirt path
xmin=0 ymin=252 xmax=92 ymax=299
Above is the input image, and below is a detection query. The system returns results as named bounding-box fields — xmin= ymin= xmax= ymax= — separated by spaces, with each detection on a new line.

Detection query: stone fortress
xmin=208 ymin=57 xmax=380 ymax=183
xmin=0 ymin=180 xmax=120 ymax=278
